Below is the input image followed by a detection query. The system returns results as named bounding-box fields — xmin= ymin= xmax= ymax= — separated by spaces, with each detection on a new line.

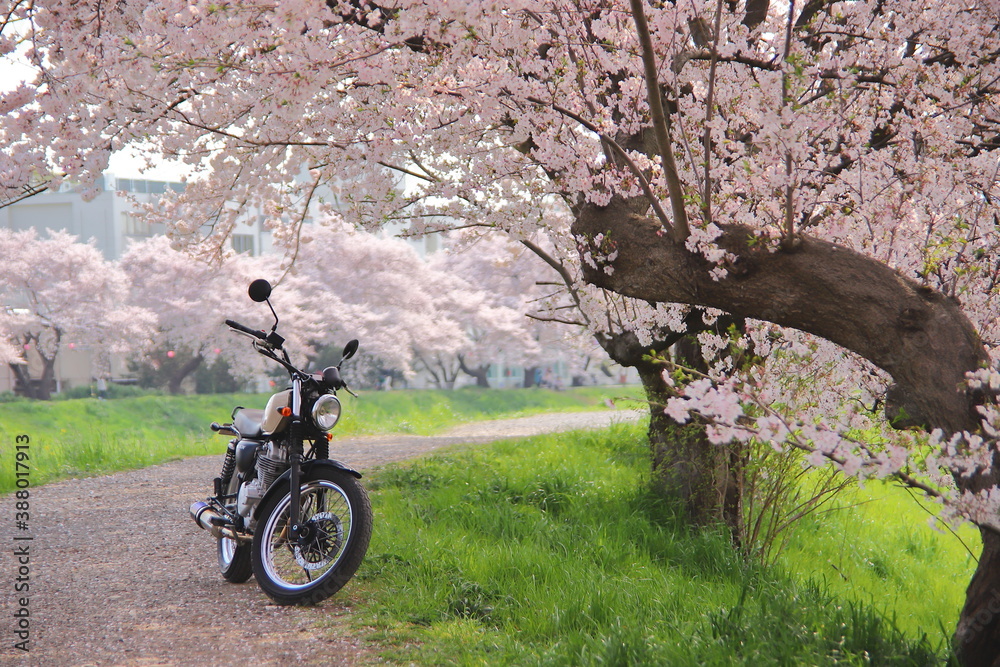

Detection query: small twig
xmin=902 ymin=485 xmax=979 ymax=563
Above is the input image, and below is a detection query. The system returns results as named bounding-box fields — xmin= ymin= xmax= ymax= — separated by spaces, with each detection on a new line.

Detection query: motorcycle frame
xmin=255 ymin=343 xmax=308 ymax=541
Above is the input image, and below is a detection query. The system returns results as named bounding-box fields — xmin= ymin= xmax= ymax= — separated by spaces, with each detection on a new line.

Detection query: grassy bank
xmin=346 ymin=422 xmax=966 ymax=664
xmin=0 ymin=386 xmax=635 ymax=493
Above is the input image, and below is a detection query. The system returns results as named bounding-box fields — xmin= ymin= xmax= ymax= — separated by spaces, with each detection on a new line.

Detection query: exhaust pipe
xmin=190 ymin=501 xmax=250 ymax=543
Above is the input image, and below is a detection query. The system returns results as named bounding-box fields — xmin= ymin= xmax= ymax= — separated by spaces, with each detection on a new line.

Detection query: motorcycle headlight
xmin=311 ymin=394 xmax=342 ymax=431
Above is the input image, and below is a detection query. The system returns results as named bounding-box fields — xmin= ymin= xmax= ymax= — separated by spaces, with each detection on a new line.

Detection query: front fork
xmin=288 ymin=431 xmax=303 ymax=542
xmin=288 ymin=376 xmax=305 ymax=542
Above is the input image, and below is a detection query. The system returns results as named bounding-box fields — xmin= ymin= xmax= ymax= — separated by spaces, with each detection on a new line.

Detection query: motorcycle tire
xmin=251 ymin=466 xmax=372 ymax=606
xmin=218 ymin=472 xmax=253 ymax=583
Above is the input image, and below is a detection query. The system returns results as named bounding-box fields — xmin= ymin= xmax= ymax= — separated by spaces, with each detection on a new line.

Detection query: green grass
xmin=339 ymin=385 xmax=636 ymax=435
xmin=0 ymin=388 xmax=972 ymax=662
xmin=778 ymin=478 xmax=980 ymax=643
xmin=342 ymin=422 xmax=959 ymax=665
xmin=0 ymin=386 xmax=631 ymax=493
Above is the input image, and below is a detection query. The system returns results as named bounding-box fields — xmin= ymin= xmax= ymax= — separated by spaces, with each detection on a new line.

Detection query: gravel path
xmin=0 ymin=409 xmax=641 ymax=666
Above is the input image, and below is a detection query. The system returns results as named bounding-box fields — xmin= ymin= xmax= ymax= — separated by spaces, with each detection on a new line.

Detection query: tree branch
xmin=701 ymin=0 xmax=726 ymax=225
xmin=0 ymin=180 xmax=51 ymax=210
xmin=629 ymin=0 xmax=690 ymax=242
xmin=526 ymin=96 xmax=673 ymax=231
xmin=525 ymin=312 xmax=587 ymax=327
xmin=574 ymin=198 xmax=988 ymax=436
xmin=782 ymin=0 xmax=797 ymax=244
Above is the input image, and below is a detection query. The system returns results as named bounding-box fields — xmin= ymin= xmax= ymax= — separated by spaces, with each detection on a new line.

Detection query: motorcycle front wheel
xmin=251 ymin=467 xmax=372 ymax=605
xmin=218 ymin=473 xmax=252 ymax=583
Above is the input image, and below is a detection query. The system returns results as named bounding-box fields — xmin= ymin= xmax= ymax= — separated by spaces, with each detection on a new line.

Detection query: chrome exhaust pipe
xmin=190 ymin=501 xmax=250 ymax=543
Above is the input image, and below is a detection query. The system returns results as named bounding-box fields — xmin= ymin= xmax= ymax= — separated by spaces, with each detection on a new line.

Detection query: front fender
xmin=253 ymin=459 xmax=363 ymax=520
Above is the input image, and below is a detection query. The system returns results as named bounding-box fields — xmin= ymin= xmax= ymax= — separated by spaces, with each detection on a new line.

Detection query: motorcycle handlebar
xmin=225 ymin=319 xmax=267 ymax=341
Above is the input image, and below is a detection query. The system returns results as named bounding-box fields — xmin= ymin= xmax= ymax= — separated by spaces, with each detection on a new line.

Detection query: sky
xmin=105 ymin=147 xmax=193 ymax=182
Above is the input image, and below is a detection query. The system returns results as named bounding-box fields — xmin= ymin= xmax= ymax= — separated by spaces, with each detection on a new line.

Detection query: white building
xmin=0 ymin=174 xmax=271 ymax=259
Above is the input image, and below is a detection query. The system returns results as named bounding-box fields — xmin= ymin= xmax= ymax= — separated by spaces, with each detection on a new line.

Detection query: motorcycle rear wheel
xmin=251 ymin=466 xmax=372 ymax=605
xmin=218 ymin=473 xmax=252 ymax=583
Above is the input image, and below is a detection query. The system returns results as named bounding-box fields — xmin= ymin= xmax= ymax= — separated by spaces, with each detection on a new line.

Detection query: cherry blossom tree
xmin=4 ymin=0 xmax=1000 ymax=658
xmin=119 ymin=236 xmax=298 ymax=392
xmin=425 ymin=232 xmax=544 ymax=387
xmin=279 ymin=219 xmax=464 ymax=379
xmin=281 ymin=219 xmax=547 ymax=388
xmin=0 ymin=229 xmax=154 ymax=399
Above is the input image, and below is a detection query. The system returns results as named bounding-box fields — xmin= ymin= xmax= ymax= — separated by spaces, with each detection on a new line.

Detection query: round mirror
xmin=341 ymin=339 xmax=359 ymax=362
xmin=248 ymin=279 xmax=272 ymax=303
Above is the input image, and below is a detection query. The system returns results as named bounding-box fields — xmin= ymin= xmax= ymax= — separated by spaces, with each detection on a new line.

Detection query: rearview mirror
xmin=248 ymin=279 xmax=272 ymax=303
xmin=341 ymin=339 xmax=359 ymax=363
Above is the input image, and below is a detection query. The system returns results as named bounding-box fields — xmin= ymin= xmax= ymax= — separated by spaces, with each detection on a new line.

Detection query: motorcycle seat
xmin=233 ymin=408 xmax=265 ymax=439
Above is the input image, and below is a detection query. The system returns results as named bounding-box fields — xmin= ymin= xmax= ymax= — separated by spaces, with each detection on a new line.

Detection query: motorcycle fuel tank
xmin=262 ymin=389 xmax=292 ymax=434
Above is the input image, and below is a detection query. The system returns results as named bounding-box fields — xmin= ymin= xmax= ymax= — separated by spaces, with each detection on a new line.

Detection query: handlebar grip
xmin=210 ymin=422 xmax=238 ymax=436
xmin=225 ymin=319 xmax=267 ymax=341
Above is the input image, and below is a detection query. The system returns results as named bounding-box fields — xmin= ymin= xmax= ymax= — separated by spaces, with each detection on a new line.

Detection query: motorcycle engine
xmin=256 ymin=441 xmax=290 ymax=489
xmin=236 ymin=442 xmax=290 ymax=517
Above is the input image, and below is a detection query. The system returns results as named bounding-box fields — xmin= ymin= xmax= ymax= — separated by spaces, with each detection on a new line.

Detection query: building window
xmin=122 ymin=212 xmax=150 ymax=236
xmin=232 ymin=234 xmax=255 ymax=255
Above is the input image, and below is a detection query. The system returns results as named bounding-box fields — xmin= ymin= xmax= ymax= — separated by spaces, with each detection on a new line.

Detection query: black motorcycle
xmin=190 ymin=279 xmax=372 ymax=605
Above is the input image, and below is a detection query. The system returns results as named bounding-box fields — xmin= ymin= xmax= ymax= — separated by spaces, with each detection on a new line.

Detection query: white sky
xmin=106 ymin=147 xmax=194 ymax=182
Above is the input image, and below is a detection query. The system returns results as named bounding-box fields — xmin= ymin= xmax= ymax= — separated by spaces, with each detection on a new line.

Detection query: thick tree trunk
xmin=37 ymin=357 xmax=56 ymax=400
xmin=573 ymin=197 xmax=993 ymax=663
xmin=671 ymin=335 xmax=742 ymax=539
xmin=167 ymin=354 xmax=203 ymax=395
xmin=637 ymin=362 xmax=742 ymax=536
xmin=9 ymin=363 xmax=37 ymax=399
xmin=598 ymin=329 xmax=743 ymax=538
xmin=9 ymin=357 xmax=56 ymax=400
xmin=458 ymin=356 xmax=490 ymax=388
xmin=956 ymin=532 xmax=1000 ymax=665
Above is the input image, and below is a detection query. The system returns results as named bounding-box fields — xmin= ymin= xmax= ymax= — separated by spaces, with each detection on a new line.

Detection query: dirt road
xmin=0 ymin=409 xmax=640 ymax=666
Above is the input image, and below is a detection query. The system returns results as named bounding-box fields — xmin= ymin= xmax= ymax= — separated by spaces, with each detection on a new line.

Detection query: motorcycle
xmin=189 ymin=278 xmax=372 ymax=605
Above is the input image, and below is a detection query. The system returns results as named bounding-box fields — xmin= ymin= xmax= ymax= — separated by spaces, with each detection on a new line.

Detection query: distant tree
xmin=426 ymin=233 xmax=544 ymax=387
xmin=120 ymin=235 xmax=314 ymax=392
xmin=281 ymin=220 xmax=465 ymax=381
xmin=0 ymin=229 xmax=154 ymax=399
xmin=283 ymin=220 xmax=547 ymax=388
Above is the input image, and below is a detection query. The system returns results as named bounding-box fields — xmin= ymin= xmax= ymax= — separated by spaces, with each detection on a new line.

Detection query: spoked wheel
xmin=218 ymin=473 xmax=252 ymax=583
xmin=251 ymin=466 xmax=372 ymax=605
